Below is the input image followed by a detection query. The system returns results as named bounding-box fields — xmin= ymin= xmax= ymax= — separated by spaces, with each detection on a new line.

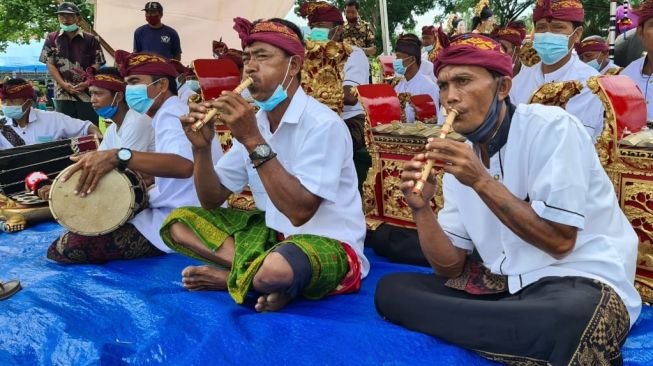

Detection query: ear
xmin=289 ymin=56 xmax=302 ymax=81
xmin=115 ymin=91 xmax=124 ymax=104
xmin=573 ymin=27 xmax=583 ymax=43
xmin=498 ymin=77 xmax=512 ymax=102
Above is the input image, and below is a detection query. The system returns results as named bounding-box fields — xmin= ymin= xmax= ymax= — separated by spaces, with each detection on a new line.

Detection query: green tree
xmin=295 ymin=0 xmax=438 ymax=53
xmin=437 ymin=0 xmax=534 ymax=26
xmin=0 ymin=0 xmax=94 ymax=52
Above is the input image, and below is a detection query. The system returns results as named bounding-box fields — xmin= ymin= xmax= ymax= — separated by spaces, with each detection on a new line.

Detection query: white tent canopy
xmin=94 ymin=0 xmax=294 ymax=65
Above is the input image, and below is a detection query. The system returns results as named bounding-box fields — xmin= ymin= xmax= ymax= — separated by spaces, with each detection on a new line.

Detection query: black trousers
xmin=55 ymin=100 xmax=99 ymax=126
xmin=375 ymin=273 xmax=630 ymax=366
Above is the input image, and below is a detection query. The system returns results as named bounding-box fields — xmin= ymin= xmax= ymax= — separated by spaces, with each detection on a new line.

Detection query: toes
xmin=182 ymin=265 xmax=201 ymax=278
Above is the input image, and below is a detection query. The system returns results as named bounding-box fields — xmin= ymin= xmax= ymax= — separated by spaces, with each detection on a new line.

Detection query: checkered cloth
xmin=160 ymin=207 xmax=349 ymax=303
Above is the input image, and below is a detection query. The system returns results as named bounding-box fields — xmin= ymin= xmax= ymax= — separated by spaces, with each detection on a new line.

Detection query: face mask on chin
xmin=461 ymin=78 xmax=504 ymax=144
xmin=94 ymin=93 xmax=120 ymax=119
xmin=253 ymin=57 xmax=295 ymax=112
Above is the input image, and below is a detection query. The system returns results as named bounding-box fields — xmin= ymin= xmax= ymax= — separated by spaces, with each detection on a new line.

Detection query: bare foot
xmin=181 ymin=265 xmax=228 ymax=291
xmin=255 ymin=292 xmax=293 ymax=312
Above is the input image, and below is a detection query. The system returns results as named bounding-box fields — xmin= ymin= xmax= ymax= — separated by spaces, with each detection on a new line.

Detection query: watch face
xmin=254 ymin=144 xmax=271 ymax=157
xmin=118 ymin=149 xmax=132 ymax=160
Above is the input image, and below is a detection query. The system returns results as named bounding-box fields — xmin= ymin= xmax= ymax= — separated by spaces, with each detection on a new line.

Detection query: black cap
xmin=142 ymin=2 xmax=163 ymax=12
xmin=56 ymin=2 xmax=80 ymax=15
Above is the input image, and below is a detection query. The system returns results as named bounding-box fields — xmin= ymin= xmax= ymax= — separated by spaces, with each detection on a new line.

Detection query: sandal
xmin=0 ymin=280 xmax=21 ymax=300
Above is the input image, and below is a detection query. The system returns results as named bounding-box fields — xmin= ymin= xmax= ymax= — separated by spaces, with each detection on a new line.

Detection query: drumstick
xmin=191 ymin=77 xmax=254 ymax=132
xmin=412 ymin=108 xmax=459 ymax=195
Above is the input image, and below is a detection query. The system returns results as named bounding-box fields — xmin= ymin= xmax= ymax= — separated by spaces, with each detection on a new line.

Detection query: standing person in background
xmin=491 ymin=21 xmax=527 ymax=77
xmin=133 ymin=2 xmax=182 ymax=61
xmin=341 ymin=0 xmax=377 ymax=57
xmin=471 ymin=0 xmax=495 ymax=34
xmin=39 ymin=2 xmax=105 ymax=125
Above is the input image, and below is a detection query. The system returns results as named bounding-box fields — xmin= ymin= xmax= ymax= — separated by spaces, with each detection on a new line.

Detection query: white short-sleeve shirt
xmin=510 ymin=54 xmax=605 ymax=140
xmin=342 ymin=46 xmax=369 ymax=120
xmin=130 ymin=96 xmax=223 ymax=252
xmin=438 ymin=103 xmax=641 ymax=327
xmin=419 ymin=57 xmax=437 ymax=84
xmin=177 ymin=83 xmax=197 ymax=104
xmin=393 ymin=72 xmax=440 ymax=123
xmin=215 ymin=88 xmax=369 ymax=277
xmin=0 ymin=108 xmax=92 ymax=149
xmin=621 ymin=56 xmax=653 ymax=121
xmin=98 ymin=108 xmax=155 ymax=152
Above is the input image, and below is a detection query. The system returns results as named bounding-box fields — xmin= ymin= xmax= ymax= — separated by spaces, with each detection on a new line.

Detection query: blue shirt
xmin=133 ymin=24 xmax=181 ymax=59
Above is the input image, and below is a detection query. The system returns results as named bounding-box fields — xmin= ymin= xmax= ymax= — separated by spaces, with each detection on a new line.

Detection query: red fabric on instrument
xmin=299 ymin=1 xmax=344 ymax=26
xmin=114 ymin=50 xmax=177 ymax=78
xmin=491 ymin=22 xmax=526 ymax=48
xmin=533 ymin=0 xmax=584 ymax=23
xmin=0 ymin=81 xmax=35 ymax=100
xmin=233 ymin=18 xmax=305 ymax=64
xmin=434 ymin=33 xmax=513 ymax=77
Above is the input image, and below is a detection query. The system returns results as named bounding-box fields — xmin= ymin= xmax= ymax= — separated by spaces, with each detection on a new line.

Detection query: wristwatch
xmin=249 ymin=143 xmax=276 ymax=168
xmin=116 ymin=148 xmax=133 ymax=172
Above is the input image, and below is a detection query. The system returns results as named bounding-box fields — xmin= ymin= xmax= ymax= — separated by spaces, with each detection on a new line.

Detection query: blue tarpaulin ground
xmin=1 ymin=222 xmax=653 ymax=365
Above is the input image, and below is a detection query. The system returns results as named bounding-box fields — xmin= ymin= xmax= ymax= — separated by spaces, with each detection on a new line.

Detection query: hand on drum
xmin=61 ymin=150 xmax=118 ymax=197
xmin=424 ymin=138 xmax=492 ymax=189
xmin=401 ymin=154 xmax=437 ymax=211
xmin=37 ymin=185 xmax=51 ymax=201
xmin=180 ymin=102 xmax=216 ymax=150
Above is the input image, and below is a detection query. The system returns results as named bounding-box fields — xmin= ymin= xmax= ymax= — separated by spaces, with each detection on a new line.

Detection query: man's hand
xmin=37 ymin=185 xmax=51 ymax=201
xmin=61 ymin=150 xmax=119 ymax=196
xmin=212 ymin=91 xmax=263 ymax=149
xmin=63 ymin=82 xmax=80 ymax=95
xmin=73 ymin=81 xmax=89 ymax=93
xmin=425 ymin=138 xmax=492 ymax=190
xmin=180 ymin=102 xmax=217 ymax=151
xmin=400 ymin=154 xmax=437 ymax=211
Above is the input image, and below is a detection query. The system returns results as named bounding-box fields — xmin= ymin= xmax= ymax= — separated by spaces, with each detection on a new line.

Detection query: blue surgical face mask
xmin=60 ymin=23 xmax=79 ymax=33
xmin=254 ymin=57 xmax=294 ymax=112
xmin=423 ymin=45 xmax=434 ymax=53
xmin=308 ymin=27 xmax=330 ymax=41
xmin=461 ymin=78 xmax=504 ymax=144
xmin=2 ymin=102 xmax=28 ymax=120
xmin=125 ymin=80 xmax=162 ymax=114
xmin=94 ymin=93 xmax=119 ymax=119
xmin=533 ymin=29 xmax=577 ymax=65
xmin=185 ymin=79 xmax=200 ymax=92
xmin=587 ymin=58 xmax=602 ymax=71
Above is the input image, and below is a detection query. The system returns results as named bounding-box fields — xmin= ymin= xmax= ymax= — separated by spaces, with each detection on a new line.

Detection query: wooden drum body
xmin=49 ymin=166 xmax=147 ymax=236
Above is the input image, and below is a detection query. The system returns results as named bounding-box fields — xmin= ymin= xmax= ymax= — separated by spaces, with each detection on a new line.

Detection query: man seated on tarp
xmin=375 ymin=33 xmax=641 ymax=365
xmin=161 ymin=17 xmax=368 ymax=312
xmin=0 ymin=78 xmax=100 ymax=149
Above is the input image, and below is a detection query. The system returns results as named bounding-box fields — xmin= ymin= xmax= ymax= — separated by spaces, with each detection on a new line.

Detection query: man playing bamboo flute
xmin=162 ymin=17 xmax=367 ymax=312
xmin=374 ymin=33 xmax=641 ymax=365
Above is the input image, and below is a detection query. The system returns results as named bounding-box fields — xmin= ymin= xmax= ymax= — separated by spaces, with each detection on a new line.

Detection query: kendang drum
xmin=49 ymin=166 xmax=147 ymax=236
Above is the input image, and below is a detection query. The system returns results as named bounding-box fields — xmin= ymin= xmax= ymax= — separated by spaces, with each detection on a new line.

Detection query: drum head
xmin=49 ymin=167 xmax=135 ymax=236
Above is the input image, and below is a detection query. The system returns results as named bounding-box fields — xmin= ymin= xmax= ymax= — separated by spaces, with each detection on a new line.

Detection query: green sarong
xmin=160 ymin=207 xmax=349 ymax=303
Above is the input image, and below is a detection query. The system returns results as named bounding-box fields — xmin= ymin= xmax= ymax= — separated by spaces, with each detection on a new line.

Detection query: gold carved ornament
xmin=519 ymin=41 xmax=541 ymax=67
xmin=301 ymin=40 xmax=352 ymax=114
xmin=588 ymin=76 xmax=653 ymax=301
xmin=527 ymin=80 xmax=583 ymax=108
